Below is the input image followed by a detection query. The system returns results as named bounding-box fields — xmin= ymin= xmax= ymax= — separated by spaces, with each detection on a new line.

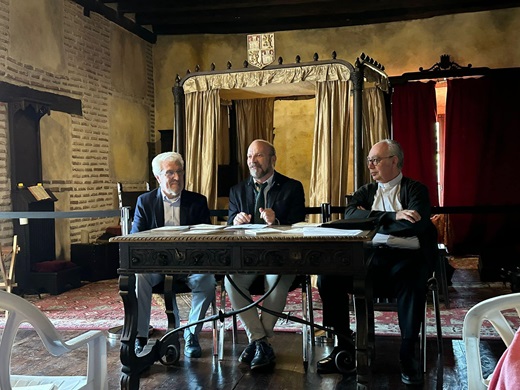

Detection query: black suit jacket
xmin=345 ymin=176 xmax=438 ymax=269
xmin=227 ymin=171 xmax=306 ymax=225
xmin=131 ymin=188 xmax=210 ymax=233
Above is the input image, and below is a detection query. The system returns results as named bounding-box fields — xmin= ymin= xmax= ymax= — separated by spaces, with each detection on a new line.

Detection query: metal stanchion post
xmin=320 ymin=202 xmax=331 ymax=223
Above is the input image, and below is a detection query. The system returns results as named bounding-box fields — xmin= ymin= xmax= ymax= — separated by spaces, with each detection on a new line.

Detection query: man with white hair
xmin=132 ymin=151 xmax=216 ymax=359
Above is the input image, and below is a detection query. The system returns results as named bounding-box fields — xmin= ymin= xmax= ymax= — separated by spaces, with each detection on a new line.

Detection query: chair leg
xmin=163 ymin=275 xmax=176 ymax=331
xmin=420 ymin=300 xmax=427 ymax=372
xmin=232 ymin=313 xmax=239 ymax=344
xmin=421 ymin=276 xmax=444 ymax=374
xmin=218 ymin=280 xmax=227 ymax=360
xmin=429 ymin=277 xmax=444 ymax=361
xmin=211 ymin=295 xmax=218 ymax=357
xmin=437 ymin=245 xmax=451 ymax=309
xmin=305 ymin=275 xmax=316 ymax=347
xmin=300 ymin=275 xmax=317 ymax=370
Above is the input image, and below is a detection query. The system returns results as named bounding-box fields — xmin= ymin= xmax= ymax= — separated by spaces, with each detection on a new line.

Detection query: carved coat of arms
xmin=247 ymin=33 xmax=275 ymax=69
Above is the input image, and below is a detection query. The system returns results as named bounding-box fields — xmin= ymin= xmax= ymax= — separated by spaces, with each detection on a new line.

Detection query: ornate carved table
xmin=110 ymin=226 xmax=376 ymax=390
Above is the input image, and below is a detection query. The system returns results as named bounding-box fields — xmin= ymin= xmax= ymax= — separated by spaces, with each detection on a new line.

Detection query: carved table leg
xmin=119 ymin=274 xmax=157 ymax=390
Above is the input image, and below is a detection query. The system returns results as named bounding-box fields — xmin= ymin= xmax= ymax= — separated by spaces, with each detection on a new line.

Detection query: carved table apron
xmin=110 ymin=226 xmax=376 ymax=390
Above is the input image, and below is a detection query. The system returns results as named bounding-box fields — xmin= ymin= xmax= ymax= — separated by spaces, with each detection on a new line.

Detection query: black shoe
xmin=250 ymin=339 xmax=276 ymax=370
xmin=135 ymin=337 xmax=147 ymax=355
xmin=238 ymin=341 xmax=257 ymax=365
xmin=184 ymin=332 xmax=202 ymax=358
xmin=400 ymin=357 xmax=423 ymax=385
xmin=317 ymin=346 xmax=356 ymax=375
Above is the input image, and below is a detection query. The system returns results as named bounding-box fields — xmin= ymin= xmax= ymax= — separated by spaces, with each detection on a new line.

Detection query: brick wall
xmin=0 ymin=0 xmax=155 ymax=251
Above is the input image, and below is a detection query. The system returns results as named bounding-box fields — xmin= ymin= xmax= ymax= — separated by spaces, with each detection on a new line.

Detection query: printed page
xmin=27 ymin=185 xmax=51 ymax=201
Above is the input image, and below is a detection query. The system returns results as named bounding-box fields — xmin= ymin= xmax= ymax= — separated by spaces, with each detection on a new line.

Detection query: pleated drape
xmin=309 ymin=81 xmax=351 ymax=215
xmin=235 ymin=98 xmax=275 ymax=179
xmin=362 ymin=85 xmax=390 ymax=184
xmin=184 ymin=89 xmax=220 ymax=210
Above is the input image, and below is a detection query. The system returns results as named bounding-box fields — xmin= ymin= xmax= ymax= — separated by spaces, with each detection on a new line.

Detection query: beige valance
xmin=182 ymin=63 xmax=353 ymax=96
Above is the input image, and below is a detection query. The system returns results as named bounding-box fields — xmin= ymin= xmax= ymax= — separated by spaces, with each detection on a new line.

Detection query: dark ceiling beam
xmin=77 ymin=0 xmax=520 ymax=37
xmin=0 ymin=82 xmax=82 ymax=116
xmin=115 ymin=0 xmax=336 ymax=14
xmin=149 ymin=3 xmax=519 ymax=35
xmin=73 ymin=0 xmax=156 ymax=43
xmin=137 ymin=1 xmax=519 ymax=25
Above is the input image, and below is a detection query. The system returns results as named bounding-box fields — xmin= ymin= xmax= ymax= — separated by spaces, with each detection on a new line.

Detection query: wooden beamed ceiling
xmin=72 ymin=0 xmax=520 ymax=43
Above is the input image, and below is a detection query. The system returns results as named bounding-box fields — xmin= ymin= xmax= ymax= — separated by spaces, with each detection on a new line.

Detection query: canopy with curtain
xmin=173 ymin=55 xmax=389 ymax=213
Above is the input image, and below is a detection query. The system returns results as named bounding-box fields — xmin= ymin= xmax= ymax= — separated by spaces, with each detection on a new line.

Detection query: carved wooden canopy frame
xmin=172 ymin=52 xmax=389 ymax=189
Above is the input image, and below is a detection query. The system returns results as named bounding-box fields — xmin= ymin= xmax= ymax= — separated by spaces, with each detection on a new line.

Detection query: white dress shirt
xmin=163 ymin=193 xmax=181 ymax=226
xmin=372 ymin=173 xmax=420 ymax=249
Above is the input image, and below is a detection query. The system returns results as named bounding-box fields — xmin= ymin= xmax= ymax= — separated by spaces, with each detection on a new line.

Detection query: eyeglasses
xmin=161 ymin=169 xmax=184 ymax=178
xmin=366 ymin=155 xmax=394 ymax=166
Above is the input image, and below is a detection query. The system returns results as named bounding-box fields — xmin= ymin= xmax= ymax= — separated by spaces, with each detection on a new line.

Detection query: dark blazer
xmin=131 ymin=188 xmax=210 ymax=233
xmin=227 ymin=171 xmax=306 ymax=226
xmin=344 ymin=176 xmax=438 ymax=269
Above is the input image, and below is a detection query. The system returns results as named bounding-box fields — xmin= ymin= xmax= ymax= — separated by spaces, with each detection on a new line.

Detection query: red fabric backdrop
xmin=391 ymin=81 xmax=439 ymax=206
xmin=444 ymin=75 xmax=520 ymax=254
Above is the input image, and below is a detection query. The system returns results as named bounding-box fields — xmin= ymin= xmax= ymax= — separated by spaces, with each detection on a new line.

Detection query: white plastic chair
xmin=462 ymin=292 xmax=520 ymax=390
xmin=0 ymin=290 xmax=108 ymax=390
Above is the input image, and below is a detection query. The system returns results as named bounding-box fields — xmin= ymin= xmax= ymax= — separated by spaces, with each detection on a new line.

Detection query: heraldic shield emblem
xmin=247 ymin=33 xmax=275 ymax=69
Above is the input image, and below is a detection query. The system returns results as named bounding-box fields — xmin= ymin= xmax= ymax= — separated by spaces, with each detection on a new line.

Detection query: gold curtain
xmin=309 ymin=80 xmax=351 ymax=220
xmin=180 ymin=62 xmax=357 ymax=211
xmin=184 ymin=89 xmax=220 ymax=210
xmin=235 ymin=98 xmax=275 ymax=179
xmin=361 ymin=85 xmax=389 ymax=182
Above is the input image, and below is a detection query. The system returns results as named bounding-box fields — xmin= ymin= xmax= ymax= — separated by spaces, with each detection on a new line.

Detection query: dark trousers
xmin=318 ymin=246 xmax=429 ymax=351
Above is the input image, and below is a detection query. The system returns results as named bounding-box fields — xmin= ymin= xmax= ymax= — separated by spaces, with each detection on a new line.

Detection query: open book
xmin=28 ymin=185 xmax=51 ymax=201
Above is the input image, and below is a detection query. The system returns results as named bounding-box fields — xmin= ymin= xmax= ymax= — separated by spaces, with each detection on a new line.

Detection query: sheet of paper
xmin=151 ymin=226 xmax=189 ymax=231
xmin=224 ymin=224 xmax=268 ymax=230
xmin=281 ymin=228 xmax=304 ymax=234
xmin=244 ymin=227 xmax=283 ymax=236
xmin=181 ymin=229 xmax=224 ymax=235
xmin=302 ymin=227 xmax=363 ymax=237
xmin=190 ymin=224 xmax=226 ymax=230
xmin=291 ymin=222 xmax=321 ymax=228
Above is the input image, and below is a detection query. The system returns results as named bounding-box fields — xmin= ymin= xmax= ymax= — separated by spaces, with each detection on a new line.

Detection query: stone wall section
xmin=0 ymin=0 xmax=155 ymax=254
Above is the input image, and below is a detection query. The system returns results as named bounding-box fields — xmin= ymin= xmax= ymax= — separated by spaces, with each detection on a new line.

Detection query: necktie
xmin=254 ymin=182 xmax=268 ymax=224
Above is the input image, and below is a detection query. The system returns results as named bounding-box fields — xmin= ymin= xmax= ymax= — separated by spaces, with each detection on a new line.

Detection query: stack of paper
xmin=302 ymin=227 xmax=363 ymax=237
xmin=190 ymin=224 xmax=226 ymax=230
xmin=224 ymin=224 xmax=268 ymax=230
xmin=291 ymin=222 xmax=322 ymax=228
xmin=151 ymin=226 xmax=189 ymax=232
xmin=244 ymin=227 xmax=283 ymax=236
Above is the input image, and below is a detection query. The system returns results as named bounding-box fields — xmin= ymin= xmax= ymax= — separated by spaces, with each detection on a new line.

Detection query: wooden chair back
xmin=0 ymin=235 xmax=20 ymax=293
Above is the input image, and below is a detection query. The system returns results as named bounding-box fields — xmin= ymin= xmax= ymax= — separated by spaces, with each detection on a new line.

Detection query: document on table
xmin=291 ymin=222 xmax=322 ymax=228
xmin=151 ymin=226 xmax=189 ymax=232
xmin=224 ymin=224 xmax=269 ymax=230
xmin=189 ymin=224 xmax=226 ymax=230
xmin=302 ymin=227 xmax=363 ymax=237
xmin=244 ymin=227 xmax=283 ymax=236
xmin=181 ymin=229 xmax=225 ymax=235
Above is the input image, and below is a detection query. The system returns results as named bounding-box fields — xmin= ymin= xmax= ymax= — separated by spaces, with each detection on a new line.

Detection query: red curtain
xmin=444 ymin=75 xmax=520 ymax=254
xmin=391 ymin=81 xmax=439 ymax=206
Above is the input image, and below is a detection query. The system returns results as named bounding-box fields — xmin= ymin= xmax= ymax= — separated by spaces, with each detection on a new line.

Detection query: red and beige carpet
xmin=0 ymin=257 xmax=516 ymax=339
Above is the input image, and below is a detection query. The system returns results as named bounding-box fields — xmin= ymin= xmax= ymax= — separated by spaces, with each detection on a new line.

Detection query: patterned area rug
xmin=1 ymin=258 xmax=516 ymax=339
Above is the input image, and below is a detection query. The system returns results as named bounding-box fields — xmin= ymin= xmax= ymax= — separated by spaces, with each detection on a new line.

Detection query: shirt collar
xmin=252 ymin=172 xmax=275 ymax=189
xmin=162 ymin=191 xmax=181 ymax=205
xmin=378 ymin=172 xmax=403 ymax=191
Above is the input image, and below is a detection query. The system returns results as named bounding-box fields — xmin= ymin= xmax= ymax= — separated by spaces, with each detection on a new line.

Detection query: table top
xmin=109 ymin=225 xmax=376 ymax=244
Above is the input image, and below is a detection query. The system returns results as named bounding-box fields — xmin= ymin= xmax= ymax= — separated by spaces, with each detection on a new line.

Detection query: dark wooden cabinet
xmin=71 ymin=243 xmax=119 ymax=282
